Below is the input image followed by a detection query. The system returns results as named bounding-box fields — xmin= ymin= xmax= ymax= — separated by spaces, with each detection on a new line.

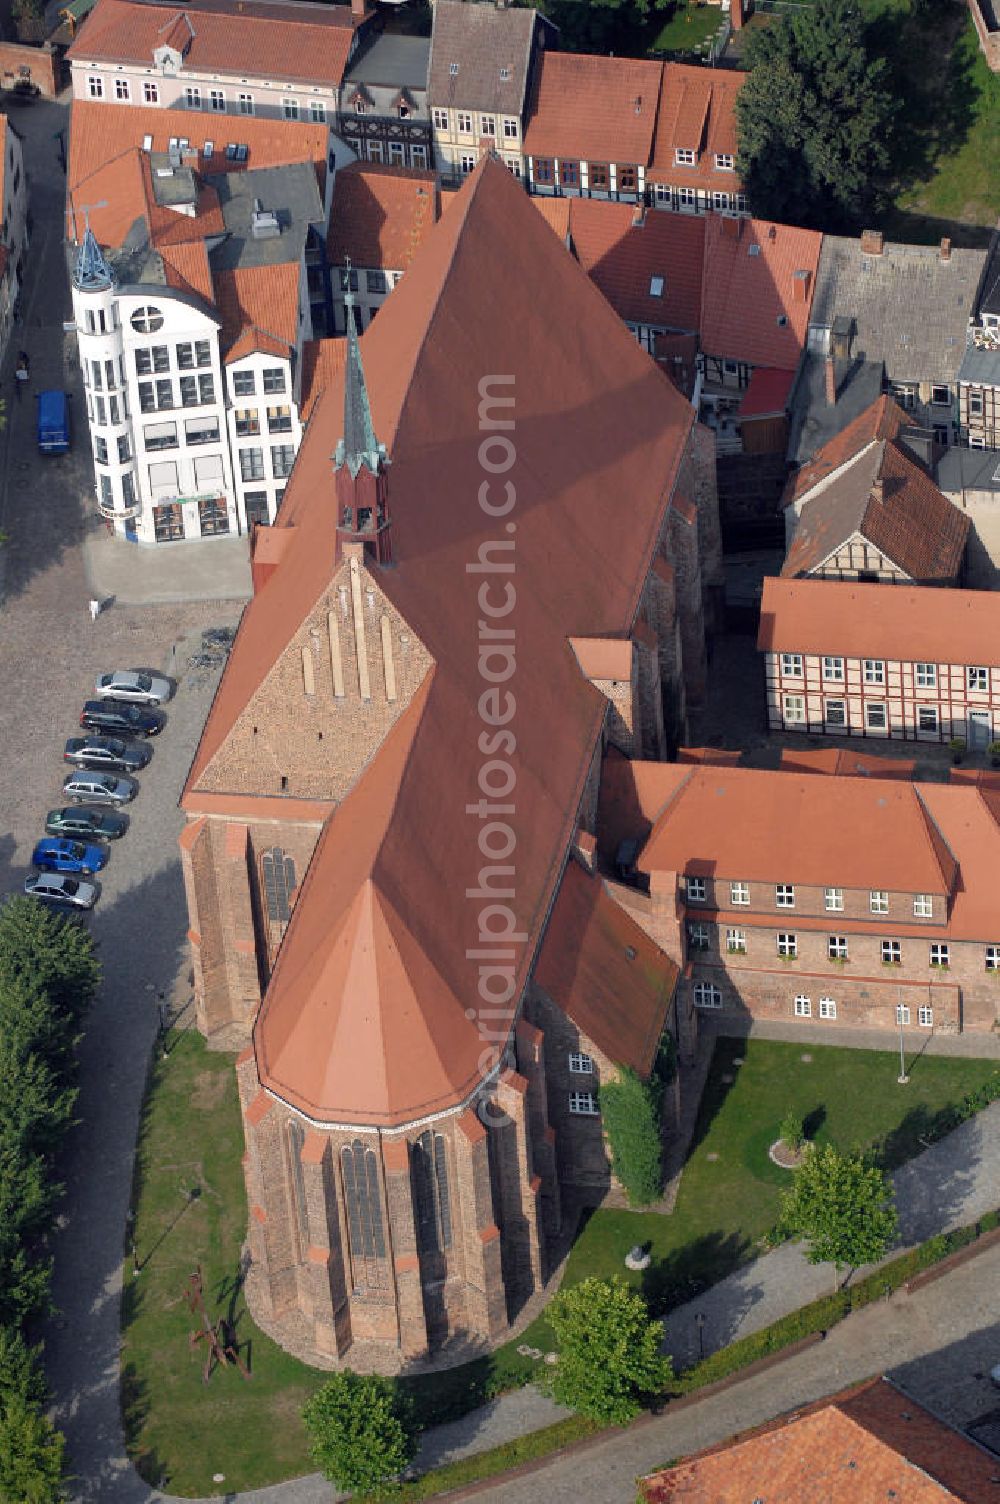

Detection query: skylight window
xmin=449 ymin=62 xmax=459 ymax=76
xmin=649 ymin=275 xmax=664 ymax=298
xmin=499 ymin=65 xmax=510 ymax=81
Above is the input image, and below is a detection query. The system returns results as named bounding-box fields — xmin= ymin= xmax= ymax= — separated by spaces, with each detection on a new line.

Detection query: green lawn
xmin=122 ymin=1031 xmax=998 ymax=1495
xmin=650 ymin=2 xmax=723 ymax=55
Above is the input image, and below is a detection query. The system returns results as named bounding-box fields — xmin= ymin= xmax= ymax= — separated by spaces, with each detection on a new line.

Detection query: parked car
xmin=32 ymin=837 xmax=108 ymax=875
xmin=62 ymin=771 xmax=136 ymax=805
xmin=80 ymin=699 xmax=164 ymax=737
xmin=24 ymin=873 xmax=97 ymax=910
xmin=93 ymin=670 xmax=172 ymax=706
xmin=36 ymin=390 xmax=70 ymax=454
xmin=64 ymin=735 xmax=151 ymax=773
xmin=45 ymin=806 xmax=128 ymax=840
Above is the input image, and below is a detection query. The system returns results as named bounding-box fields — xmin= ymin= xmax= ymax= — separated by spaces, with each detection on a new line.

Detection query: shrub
xmin=601 ymin=1067 xmax=663 ymax=1206
xmin=778 ymin=1110 xmax=804 ymax=1151
xmin=303 ymin=1371 xmax=417 ymax=1499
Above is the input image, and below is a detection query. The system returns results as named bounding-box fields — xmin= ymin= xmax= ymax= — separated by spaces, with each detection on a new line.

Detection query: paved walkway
xmin=83 ymin=529 xmax=252 ymax=606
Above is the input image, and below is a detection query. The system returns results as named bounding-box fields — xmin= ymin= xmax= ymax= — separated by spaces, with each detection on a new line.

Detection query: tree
xmin=601 ymin=1067 xmax=663 ymax=1206
xmin=736 ymin=0 xmax=895 ymax=228
xmin=303 ymin=1371 xmax=416 ymax=1498
xmin=778 ymin=1110 xmax=804 ymax=1152
xmin=779 ymin=1144 xmax=898 ymax=1288
xmin=0 ymin=1389 xmax=65 ymax=1503
xmin=546 ymin=1276 xmax=673 ymax=1425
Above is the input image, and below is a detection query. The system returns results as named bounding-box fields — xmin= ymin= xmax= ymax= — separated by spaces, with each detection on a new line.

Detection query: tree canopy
xmin=780 ymin=1143 xmax=898 ymax=1283
xmin=546 ymin=1276 xmax=673 ymax=1424
xmin=303 ymin=1370 xmax=417 ymax=1498
xmin=601 ymin=1066 xmax=664 ymax=1207
xmin=736 ymin=0 xmax=895 ymax=229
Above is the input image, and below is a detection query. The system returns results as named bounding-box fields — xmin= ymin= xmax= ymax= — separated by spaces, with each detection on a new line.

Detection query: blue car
xmin=31 ymin=837 xmax=108 ymax=875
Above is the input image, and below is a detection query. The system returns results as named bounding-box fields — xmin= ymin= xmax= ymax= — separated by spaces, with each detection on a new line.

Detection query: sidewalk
xmin=82 ymin=528 xmax=253 ymax=606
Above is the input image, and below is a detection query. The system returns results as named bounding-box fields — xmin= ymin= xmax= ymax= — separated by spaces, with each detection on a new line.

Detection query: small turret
xmin=73 ymin=225 xmax=114 ymax=294
xmin=333 ymin=283 xmax=391 ymax=565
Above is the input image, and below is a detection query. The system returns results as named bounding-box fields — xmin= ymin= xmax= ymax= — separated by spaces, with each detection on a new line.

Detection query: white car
xmin=63 ymin=770 xmax=137 ymax=805
xmin=94 ymin=670 xmax=172 ymax=706
xmin=24 ymin=873 xmax=97 ymax=909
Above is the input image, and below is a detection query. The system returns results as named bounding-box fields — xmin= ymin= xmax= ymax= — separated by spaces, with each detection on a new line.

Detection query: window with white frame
xmin=712 ymin=192 xmax=730 ymax=211
xmin=825 ymin=700 xmax=847 ymax=728
xmin=783 ymin=694 xmax=806 ymax=723
xmin=714 ymin=152 xmax=734 ymax=170
xmin=776 ymin=885 xmax=795 ymax=908
xmin=480 ymin=114 xmax=496 ymax=136
xmin=967 ymin=666 xmax=988 ymax=692
xmin=987 ymin=944 xmax=1000 ymax=971
xmin=896 ymin=1004 xmax=910 ymax=1025
xmin=568 ymin=1091 xmax=599 ymax=1115
xmin=457 ymin=111 xmax=473 ymax=134
xmin=568 ymin=1052 xmax=593 ymax=1074
xmin=503 ymin=117 xmax=518 ymax=139
xmin=781 ymin=653 xmax=803 ymax=676
xmin=432 ymin=107 xmax=449 ymax=130
xmin=687 ymin=922 xmax=710 ymax=952
xmin=693 ymin=982 xmax=722 ymax=1009
xmin=913 ymin=894 xmax=933 ymax=919
xmin=819 ymin=997 xmax=837 ymax=1019
xmin=209 ymin=89 xmax=225 ymax=111
xmin=917 ymin=706 xmax=938 ymax=733
xmin=143 ymin=81 xmax=158 ymax=104
xmin=675 ymin=148 xmax=696 ymax=166
xmin=930 ymin=943 xmax=949 ymax=967
xmin=777 ymin=933 xmax=797 ymax=958
xmin=969 ymin=391 xmax=985 ymax=417
xmin=88 ymin=75 xmax=103 ymax=98
xmin=686 ymin=876 xmax=706 ymax=902
xmin=882 ymin=939 xmax=901 ymax=964
xmin=726 ymin=927 xmax=746 ymax=953
xmin=460 ymin=153 xmax=477 ymax=174
xmin=864 ymin=660 xmax=885 ymax=684
xmin=915 ymin=662 xmax=936 ymax=688
xmin=824 ymin=888 xmax=844 ymax=912
xmin=115 ymin=78 xmax=130 ymax=100
xmin=310 ymin=99 xmax=325 ymax=123
xmin=678 ymin=186 xmax=696 ymax=207
xmin=730 ymin=881 xmax=750 ymax=906
xmin=238 ymin=92 xmax=254 ymax=115
xmin=283 ymin=98 xmax=300 ymax=120
xmin=185 ymin=86 xmax=201 ymax=108
xmin=828 ymin=935 xmax=848 ymax=960
xmin=931 ymin=385 xmax=951 ymax=406
xmin=794 ymin=995 xmax=811 ymax=1017
xmin=822 ymin=656 xmax=844 ymax=681
xmin=866 ymin=702 xmax=887 ymax=731
xmin=918 ymin=1006 xmax=933 ymax=1028
xmin=870 ymin=891 xmax=889 ymax=915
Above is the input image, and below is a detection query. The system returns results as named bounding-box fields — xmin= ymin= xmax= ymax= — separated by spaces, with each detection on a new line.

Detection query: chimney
xmin=860 ymin=228 xmax=884 ymax=257
xmin=350 ymin=0 xmax=365 ymax=17
xmin=825 ymin=355 xmax=837 ymax=406
xmin=721 ymin=213 xmax=739 ymax=241
xmin=631 ymin=205 xmax=645 ymax=229
xmin=871 ymin=476 xmax=884 ymax=505
xmin=792 ymin=269 xmax=811 ymax=304
xmin=939 ymin=236 xmax=952 ymax=262
xmin=731 ymin=0 xmax=745 ymax=28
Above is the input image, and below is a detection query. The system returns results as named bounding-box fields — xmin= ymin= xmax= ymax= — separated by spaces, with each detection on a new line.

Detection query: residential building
xmin=646 ymin=64 xmax=746 ymax=217
xmin=426 ymin=0 xmax=554 ymax=184
xmin=782 ymin=395 xmax=970 ymax=585
xmin=957 ymin=236 xmax=1000 ymax=450
xmin=522 ymin=50 xmax=662 ymax=203
xmin=935 ymin=443 xmax=1000 ymax=587
xmin=600 ymin=753 xmax=1000 ymax=1037
xmin=759 ymin=575 xmax=1000 ymax=748
xmin=0 ymin=116 xmax=28 ymax=365
xmin=327 ymin=160 xmax=440 ymax=332
xmin=790 ymin=231 xmax=989 ymax=459
xmin=640 ymin=1376 xmax=1000 ymax=1502
xmin=66 ymin=0 xmax=369 ymax=123
xmin=338 ymin=31 xmax=432 ymax=172
xmin=177 ymin=157 xmax=721 ymax=1368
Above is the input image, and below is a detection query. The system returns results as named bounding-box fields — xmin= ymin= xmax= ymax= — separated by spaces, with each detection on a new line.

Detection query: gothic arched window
xmin=412 ymin=1131 xmax=452 ymax=1254
xmin=261 ymin=847 xmax=295 ymax=923
xmin=287 ymin=1119 xmax=308 ymax=1251
xmin=341 ymin=1140 xmax=386 ymax=1287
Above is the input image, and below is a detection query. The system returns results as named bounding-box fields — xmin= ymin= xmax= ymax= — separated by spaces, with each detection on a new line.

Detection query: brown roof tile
xmin=567 ymin=198 xmax=704 ymax=333
xmin=700 ymin=213 xmax=822 ymax=370
xmin=649 ymin=63 xmax=743 ymax=188
xmin=327 ymin=160 xmax=440 ymax=272
xmin=427 ymin=0 xmax=546 ymax=117
xmin=785 ymin=394 xmax=910 ymax=506
xmin=523 ymin=50 xmax=663 ymax=165
xmin=213 ymin=262 xmax=300 ymax=355
xmin=779 ymin=747 xmax=916 ymax=780
xmin=299 ymin=336 xmax=347 ymax=422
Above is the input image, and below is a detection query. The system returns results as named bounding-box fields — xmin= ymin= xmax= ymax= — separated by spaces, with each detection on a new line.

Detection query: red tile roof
xmin=738 ymin=365 xmax=794 ymax=420
xmin=641 ymin=1377 xmax=1000 ymax=1503
xmin=785 ymin=394 xmax=909 ymax=506
xmin=159 ymin=239 xmax=214 ymax=302
xmin=758 ymin=576 xmax=1000 ymax=666
xmin=327 ymin=160 xmax=440 ymax=272
xmin=779 ymin=747 xmax=916 ymax=780
xmin=523 ymin=50 xmax=663 ymax=165
xmin=68 ymin=145 xmax=224 ymax=250
xmin=677 ymin=746 xmax=742 ymax=765
xmin=649 ymin=63 xmax=743 ymax=189
xmin=534 ymin=860 xmax=678 ymax=1077
xmin=299 ymin=337 xmax=347 ymax=422
xmin=213 ymin=262 xmax=300 ymax=356
xmin=184 ymin=158 xmax=695 ymax=1126
xmin=700 ymin=214 xmax=822 ymax=369
xmin=566 ymin=199 xmax=704 ymax=334
xmin=68 ymin=0 xmax=362 ymax=87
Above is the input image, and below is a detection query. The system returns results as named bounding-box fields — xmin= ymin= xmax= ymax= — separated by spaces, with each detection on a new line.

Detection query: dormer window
xmin=715 ymin=153 xmax=735 ymax=170
xmin=355 ymin=98 xmax=366 ymax=114
xmin=398 ymin=102 xmax=409 ymax=119
xmin=449 ymin=61 xmax=459 ymax=76
xmin=675 ymin=148 xmax=696 ymax=166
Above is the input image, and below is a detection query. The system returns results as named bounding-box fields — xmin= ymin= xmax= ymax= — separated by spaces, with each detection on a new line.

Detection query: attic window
xmin=624 ymin=945 xmax=637 ymax=961
xmin=499 ymin=65 xmax=510 ymax=81
xmin=649 ymin=275 xmax=664 ymax=298
xmin=776 ymin=314 xmax=788 ymax=326
xmin=748 ymin=244 xmax=761 ymax=257
xmin=449 ymin=62 xmax=459 ymax=76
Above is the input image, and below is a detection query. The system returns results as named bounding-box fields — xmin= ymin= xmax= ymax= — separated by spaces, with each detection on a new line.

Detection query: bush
xmin=778 ymin=1110 xmax=804 ymax=1151
xmin=601 ymin=1067 xmax=663 ymax=1207
xmin=545 ymin=1277 xmax=673 ymax=1425
xmin=303 ymin=1371 xmax=417 ymax=1499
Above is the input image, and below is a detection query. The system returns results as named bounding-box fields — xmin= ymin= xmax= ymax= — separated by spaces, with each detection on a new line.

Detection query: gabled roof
xmin=213 ymin=262 xmax=299 ymax=356
xmin=159 ymin=238 xmax=214 ymax=301
xmin=184 ymin=157 xmax=694 ymax=1126
xmin=68 ymin=144 xmax=223 ymax=250
xmin=783 ymin=437 xmax=969 ymax=583
xmin=649 ymin=62 xmax=743 ymax=187
xmin=523 ymin=50 xmax=663 ymax=164
xmin=566 ymin=199 xmax=703 ymax=334
xmin=427 ymin=0 xmax=548 ymax=118
xmin=758 ymin=576 xmax=1000 ymax=666
xmin=779 ymin=747 xmax=916 ymax=780
xmin=534 ymin=860 xmax=677 ymax=1078
xmin=785 ymin=393 xmax=907 ymax=505
xmin=327 ymin=161 xmax=440 ymax=274
xmin=641 ymin=1376 xmax=1000 ymax=1503
xmin=68 ymin=0 xmax=363 ymax=87
xmin=700 ymin=213 xmax=822 ymax=370
xmin=300 ymin=337 xmax=348 ymax=421
xmin=809 ymin=234 xmax=989 ymax=383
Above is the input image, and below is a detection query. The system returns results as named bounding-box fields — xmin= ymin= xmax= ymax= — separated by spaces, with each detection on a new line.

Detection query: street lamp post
xmin=695 ymin=1311 xmax=706 ymax=1361
xmin=897 ymin=991 xmax=909 ymax=1085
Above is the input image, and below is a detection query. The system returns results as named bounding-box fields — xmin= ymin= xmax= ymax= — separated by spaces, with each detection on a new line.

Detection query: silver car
xmin=24 ymin=873 xmax=97 ymax=909
xmin=94 ymin=669 xmax=172 ymax=706
xmin=62 ymin=770 xmax=137 ymax=805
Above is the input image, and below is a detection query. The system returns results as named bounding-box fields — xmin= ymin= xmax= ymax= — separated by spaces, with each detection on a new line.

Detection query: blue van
xmin=37 ymin=390 xmax=70 ymax=454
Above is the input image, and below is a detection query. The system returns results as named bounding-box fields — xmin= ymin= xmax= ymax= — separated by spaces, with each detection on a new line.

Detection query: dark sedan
xmin=63 ymin=736 xmax=151 ymax=773
xmin=80 ymin=699 xmax=164 ymax=737
xmin=45 ymin=806 xmax=128 ymax=841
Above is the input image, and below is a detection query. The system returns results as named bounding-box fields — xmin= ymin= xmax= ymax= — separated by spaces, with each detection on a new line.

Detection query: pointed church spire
xmin=334 ymin=272 xmax=383 ymax=480
xmin=73 ymin=222 xmax=114 ymax=293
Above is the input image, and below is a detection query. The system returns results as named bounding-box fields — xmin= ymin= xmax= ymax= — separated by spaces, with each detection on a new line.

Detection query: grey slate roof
xmin=809 ymin=235 xmax=987 ymax=384
xmin=958 ymin=340 xmax=1000 ymax=387
xmin=208 ymin=163 xmax=322 ymax=270
xmin=977 ymin=238 xmax=1000 ymax=319
xmin=936 ymin=445 xmax=1000 ymax=497
xmin=427 ymin=0 xmax=553 ymax=116
xmin=345 ymin=33 xmax=430 ymax=92
xmin=787 ymin=350 xmax=884 ymax=466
